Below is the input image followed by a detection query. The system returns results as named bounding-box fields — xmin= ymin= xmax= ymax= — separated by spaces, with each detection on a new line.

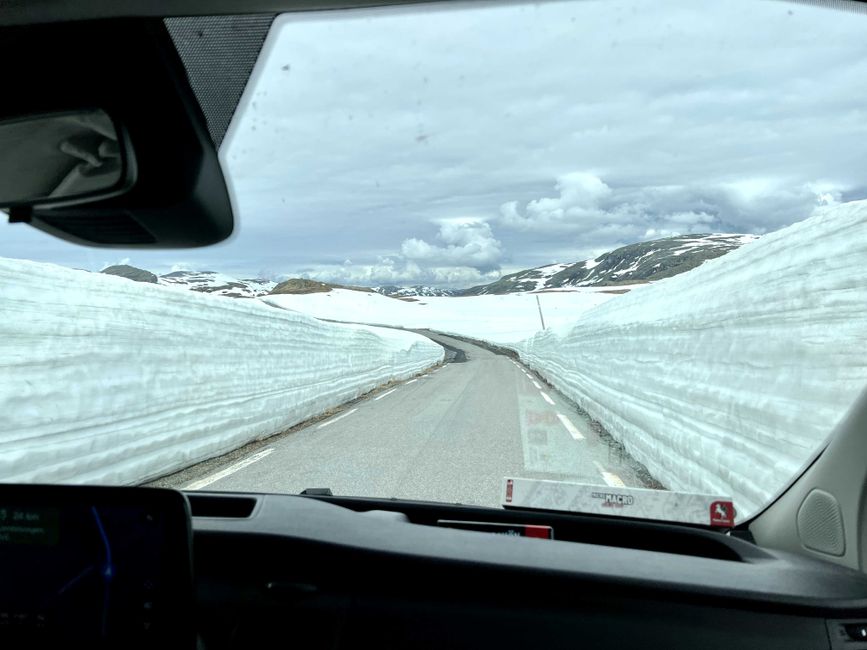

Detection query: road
xmin=159 ymin=333 xmax=656 ymax=507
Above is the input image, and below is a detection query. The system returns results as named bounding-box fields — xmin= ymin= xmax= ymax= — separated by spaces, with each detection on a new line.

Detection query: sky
xmin=2 ymin=0 xmax=867 ymax=287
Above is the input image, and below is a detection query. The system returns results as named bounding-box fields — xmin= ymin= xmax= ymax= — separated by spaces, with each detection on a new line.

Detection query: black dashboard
xmin=191 ymin=491 xmax=867 ymax=650
xmin=4 ymin=485 xmax=867 ymax=649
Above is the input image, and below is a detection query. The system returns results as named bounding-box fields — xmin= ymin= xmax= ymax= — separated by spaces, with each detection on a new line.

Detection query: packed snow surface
xmin=263 ymin=288 xmax=625 ymax=343
xmin=516 ymin=201 xmax=867 ymax=516
xmin=159 ymin=270 xmax=275 ymax=298
xmin=0 ymin=260 xmax=442 ymax=485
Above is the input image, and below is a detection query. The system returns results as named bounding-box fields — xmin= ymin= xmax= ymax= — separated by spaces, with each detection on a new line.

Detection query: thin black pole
xmin=536 ymin=294 xmax=546 ymax=330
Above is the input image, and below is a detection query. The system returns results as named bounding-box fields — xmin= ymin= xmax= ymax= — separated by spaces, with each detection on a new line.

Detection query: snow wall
xmin=0 ymin=259 xmax=443 ymax=485
xmin=516 ymin=201 xmax=867 ymax=516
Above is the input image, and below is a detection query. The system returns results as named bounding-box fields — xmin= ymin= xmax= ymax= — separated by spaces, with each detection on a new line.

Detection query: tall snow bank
xmin=516 ymin=201 xmax=867 ymax=516
xmin=0 ymin=259 xmax=443 ymax=485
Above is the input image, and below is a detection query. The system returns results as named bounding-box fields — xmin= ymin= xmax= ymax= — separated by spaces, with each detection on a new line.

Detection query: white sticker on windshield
xmin=502 ymin=477 xmax=735 ymax=528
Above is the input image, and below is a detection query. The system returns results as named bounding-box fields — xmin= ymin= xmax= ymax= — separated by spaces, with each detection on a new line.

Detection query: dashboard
xmin=3 ymin=485 xmax=867 ymax=649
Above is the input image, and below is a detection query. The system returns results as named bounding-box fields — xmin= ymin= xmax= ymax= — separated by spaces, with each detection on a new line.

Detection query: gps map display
xmin=0 ymin=487 xmax=192 ymax=649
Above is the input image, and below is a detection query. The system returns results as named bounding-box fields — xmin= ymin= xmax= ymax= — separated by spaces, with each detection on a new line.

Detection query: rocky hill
xmin=101 ymin=264 xmax=158 ymax=284
xmin=462 ymin=234 xmax=757 ymax=295
xmin=269 ymin=278 xmax=373 ymax=295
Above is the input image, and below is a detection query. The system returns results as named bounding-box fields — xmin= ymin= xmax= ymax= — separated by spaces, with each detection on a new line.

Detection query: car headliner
xmin=2 ymin=0 xmax=866 ymax=27
xmin=0 ymin=0 xmax=442 ymax=26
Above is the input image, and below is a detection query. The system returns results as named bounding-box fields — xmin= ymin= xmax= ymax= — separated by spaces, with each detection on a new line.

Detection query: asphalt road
xmin=161 ymin=333 xmax=657 ymax=507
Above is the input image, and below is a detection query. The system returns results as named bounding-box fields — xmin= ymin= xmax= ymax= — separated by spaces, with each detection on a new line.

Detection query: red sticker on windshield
xmin=710 ymin=500 xmax=735 ymax=527
xmin=505 ymin=479 xmax=514 ymax=503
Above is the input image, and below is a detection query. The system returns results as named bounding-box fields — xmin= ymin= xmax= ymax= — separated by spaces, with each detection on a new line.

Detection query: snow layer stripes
xmin=0 ymin=260 xmax=443 ymax=485
xmin=516 ymin=201 xmax=867 ymax=516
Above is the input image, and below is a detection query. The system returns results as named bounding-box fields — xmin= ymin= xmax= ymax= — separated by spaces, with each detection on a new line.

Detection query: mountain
xmin=457 ymin=263 xmax=571 ymax=296
xmin=97 ymin=267 xmax=372 ymax=299
xmin=101 ymin=264 xmax=158 ymax=284
xmin=461 ymin=233 xmax=758 ymax=296
xmin=373 ymin=285 xmax=458 ymax=298
xmin=95 ymin=232 xmax=755 ymax=300
xmin=269 ymin=278 xmax=373 ymax=295
xmin=158 ymin=271 xmax=275 ymax=298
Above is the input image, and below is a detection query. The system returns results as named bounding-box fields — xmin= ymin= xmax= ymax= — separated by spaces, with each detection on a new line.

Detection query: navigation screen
xmin=0 ymin=487 xmax=192 ymax=649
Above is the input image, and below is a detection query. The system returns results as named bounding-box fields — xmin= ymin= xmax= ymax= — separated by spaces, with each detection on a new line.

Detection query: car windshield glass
xmin=2 ymin=0 xmax=867 ymax=523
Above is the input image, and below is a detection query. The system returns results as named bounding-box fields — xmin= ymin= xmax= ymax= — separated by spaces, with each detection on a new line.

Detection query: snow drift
xmin=0 ymin=259 xmax=443 ymax=485
xmin=516 ymin=201 xmax=867 ymax=516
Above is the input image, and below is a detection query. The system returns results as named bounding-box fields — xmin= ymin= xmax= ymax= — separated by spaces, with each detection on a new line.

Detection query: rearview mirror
xmin=0 ymin=19 xmax=234 ymax=248
xmin=0 ymin=109 xmax=133 ymax=208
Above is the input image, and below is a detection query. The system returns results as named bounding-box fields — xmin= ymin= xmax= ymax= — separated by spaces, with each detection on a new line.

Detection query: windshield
xmin=2 ymin=0 xmax=866 ymax=522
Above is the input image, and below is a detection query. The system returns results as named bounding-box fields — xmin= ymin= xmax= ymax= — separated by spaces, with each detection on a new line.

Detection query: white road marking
xmin=532 ymin=381 xmax=541 ymax=390
xmin=374 ymin=389 xmax=397 ymax=401
xmin=593 ymin=461 xmax=626 ymax=487
xmin=184 ymin=448 xmax=274 ymax=490
xmin=540 ymin=391 xmax=555 ymax=406
xmin=406 ymin=379 xmax=417 ymax=384
xmin=556 ymin=413 xmax=585 ymax=440
xmin=317 ymin=408 xmax=358 ymax=429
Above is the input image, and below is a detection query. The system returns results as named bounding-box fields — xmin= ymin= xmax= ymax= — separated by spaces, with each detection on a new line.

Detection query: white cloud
xmin=297 ymin=258 xmax=499 ymax=287
xmin=665 ymin=211 xmax=715 ymax=226
xmin=283 ymin=218 xmax=507 ymax=287
xmin=100 ymin=257 xmax=131 ymax=271
xmin=496 ymin=171 xmax=851 ymax=257
xmin=498 ymin=172 xmax=614 ymax=232
xmin=4 ymin=0 xmax=867 ymax=286
xmin=643 ymin=228 xmax=682 ymax=240
xmin=543 ymin=172 xmax=612 ymax=212
xmin=400 ymin=219 xmax=504 ymax=272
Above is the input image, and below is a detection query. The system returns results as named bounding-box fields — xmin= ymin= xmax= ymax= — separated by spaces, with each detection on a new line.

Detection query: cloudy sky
xmin=3 ymin=0 xmax=867 ymax=286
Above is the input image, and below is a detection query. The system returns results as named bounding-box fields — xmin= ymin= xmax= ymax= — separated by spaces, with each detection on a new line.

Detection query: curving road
xmin=157 ymin=332 xmax=657 ymax=507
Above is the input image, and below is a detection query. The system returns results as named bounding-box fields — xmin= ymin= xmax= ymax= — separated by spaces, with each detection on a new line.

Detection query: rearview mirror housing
xmin=0 ymin=109 xmax=135 ymax=209
xmin=0 ymin=19 xmax=234 ymax=248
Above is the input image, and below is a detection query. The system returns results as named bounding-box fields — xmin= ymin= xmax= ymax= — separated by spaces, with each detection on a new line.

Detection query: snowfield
xmin=263 ymin=287 xmax=628 ymax=343
xmin=516 ymin=201 xmax=867 ymax=516
xmin=0 ymin=260 xmax=443 ymax=485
